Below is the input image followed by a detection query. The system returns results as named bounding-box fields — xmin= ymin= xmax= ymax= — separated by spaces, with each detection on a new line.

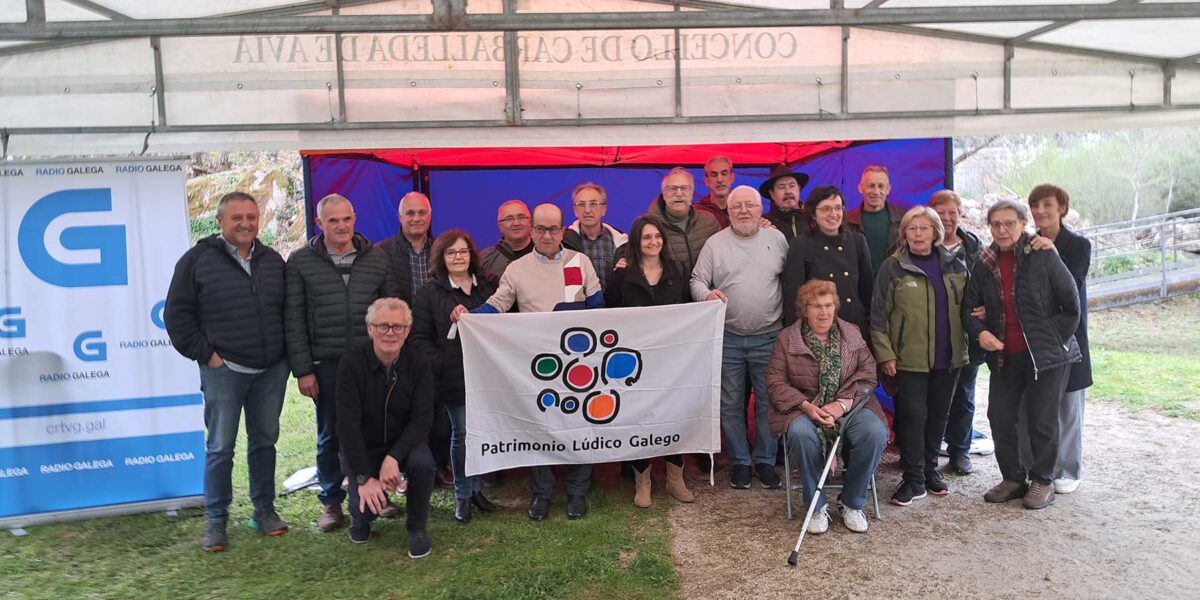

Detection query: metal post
xmin=333 ymin=5 xmax=347 ymax=122
xmin=1160 ymin=219 xmax=1169 ymax=300
xmin=150 ymin=37 xmax=167 ymax=126
xmin=24 ymin=0 xmax=44 ymax=23
xmin=674 ymin=1 xmax=682 ymax=119
xmin=503 ymin=0 xmax=522 ymax=125
xmin=1003 ymin=42 xmax=1014 ymax=111
xmin=840 ymin=26 xmax=849 ymax=115
xmin=1163 ymin=61 xmax=1176 ymax=107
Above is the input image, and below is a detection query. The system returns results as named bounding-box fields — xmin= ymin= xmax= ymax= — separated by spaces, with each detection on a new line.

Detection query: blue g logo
xmin=151 ymin=300 xmax=167 ymax=330
xmin=73 ymin=330 xmax=107 ymax=362
xmin=18 ymin=188 xmax=128 ymax=288
xmin=0 ymin=307 xmax=26 ymax=339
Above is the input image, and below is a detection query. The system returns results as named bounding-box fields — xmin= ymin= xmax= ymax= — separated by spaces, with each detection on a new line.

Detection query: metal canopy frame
xmin=3 ymin=0 xmax=1200 ymax=143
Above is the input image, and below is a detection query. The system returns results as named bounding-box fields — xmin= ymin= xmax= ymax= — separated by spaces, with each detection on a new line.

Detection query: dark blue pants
xmin=313 ymin=359 xmax=347 ymax=507
xmin=943 ymin=363 xmax=979 ymax=458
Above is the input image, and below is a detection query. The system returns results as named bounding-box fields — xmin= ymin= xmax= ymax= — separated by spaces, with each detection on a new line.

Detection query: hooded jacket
xmin=766 ymin=207 xmax=805 ymax=243
xmin=870 ymin=245 xmax=970 ymax=372
xmin=646 ymin=195 xmax=721 ymax=277
xmin=963 ymin=233 xmax=1082 ymax=375
xmin=283 ymin=233 xmax=389 ymax=378
xmin=165 ymin=234 xmax=288 ymax=369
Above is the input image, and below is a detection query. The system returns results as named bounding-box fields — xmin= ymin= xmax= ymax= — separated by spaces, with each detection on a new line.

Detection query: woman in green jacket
xmin=870 ymin=206 xmax=969 ymax=507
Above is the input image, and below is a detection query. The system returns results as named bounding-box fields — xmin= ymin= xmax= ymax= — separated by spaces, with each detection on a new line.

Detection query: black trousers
xmin=346 ymin=445 xmax=435 ymax=533
xmin=628 ymin=455 xmax=684 ymax=472
xmin=987 ymin=353 xmax=1069 ymax=485
xmin=894 ymin=368 xmax=960 ymax=485
xmin=429 ymin=403 xmax=451 ymax=469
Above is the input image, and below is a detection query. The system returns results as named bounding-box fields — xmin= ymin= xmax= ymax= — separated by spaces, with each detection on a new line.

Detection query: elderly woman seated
xmin=766 ymin=279 xmax=889 ymax=534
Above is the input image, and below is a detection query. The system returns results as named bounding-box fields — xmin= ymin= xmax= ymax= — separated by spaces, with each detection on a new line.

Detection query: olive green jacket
xmin=870 ymin=246 xmax=969 ymax=372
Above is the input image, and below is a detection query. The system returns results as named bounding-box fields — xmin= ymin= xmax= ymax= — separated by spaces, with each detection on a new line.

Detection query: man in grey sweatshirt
xmin=690 ymin=185 xmax=789 ymax=490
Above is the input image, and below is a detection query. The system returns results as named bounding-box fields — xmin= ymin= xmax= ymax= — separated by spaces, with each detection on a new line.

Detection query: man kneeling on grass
xmin=336 ymin=297 xmax=437 ymax=558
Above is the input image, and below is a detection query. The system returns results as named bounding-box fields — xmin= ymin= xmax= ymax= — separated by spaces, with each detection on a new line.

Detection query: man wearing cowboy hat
xmin=759 ymin=164 xmax=810 ymax=243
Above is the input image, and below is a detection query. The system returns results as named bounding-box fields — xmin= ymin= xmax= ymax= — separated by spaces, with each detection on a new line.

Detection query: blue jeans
xmin=313 ymin=359 xmax=347 ymax=507
xmin=944 ymin=363 xmax=979 ymax=457
xmin=786 ymin=409 xmax=887 ymax=511
xmin=445 ymin=404 xmax=481 ymax=501
xmin=720 ymin=330 xmax=778 ymax=467
xmin=198 ymin=359 xmax=289 ymax=523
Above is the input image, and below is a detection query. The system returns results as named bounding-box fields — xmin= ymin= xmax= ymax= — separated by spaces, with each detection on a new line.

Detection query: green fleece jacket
xmin=870 ymin=245 xmax=969 ymax=372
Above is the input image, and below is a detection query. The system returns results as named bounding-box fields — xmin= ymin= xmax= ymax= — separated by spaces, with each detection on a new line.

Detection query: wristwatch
xmin=355 ymin=474 xmax=369 ymax=486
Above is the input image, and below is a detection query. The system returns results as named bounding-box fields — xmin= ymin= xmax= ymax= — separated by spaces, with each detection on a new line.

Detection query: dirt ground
xmin=667 ymin=387 xmax=1200 ymax=599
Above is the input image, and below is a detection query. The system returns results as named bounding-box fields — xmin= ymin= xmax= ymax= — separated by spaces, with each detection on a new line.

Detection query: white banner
xmin=0 ymin=159 xmax=204 ymax=523
xmin=460 ymin=301 xmax=725 ymax=477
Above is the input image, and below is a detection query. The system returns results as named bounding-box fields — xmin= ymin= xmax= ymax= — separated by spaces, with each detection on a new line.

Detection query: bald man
xmin=462 ymin=203 xmax=604 ymax=520
xmin=379 ymin=192 xmax=435 ymax=305
xmin=480 ymin=199 xmax=534 ymax=280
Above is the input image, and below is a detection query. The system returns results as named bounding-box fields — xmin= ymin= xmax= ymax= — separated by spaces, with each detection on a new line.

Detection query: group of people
xmin=164 ymin=158 xmax=1092 ymax=558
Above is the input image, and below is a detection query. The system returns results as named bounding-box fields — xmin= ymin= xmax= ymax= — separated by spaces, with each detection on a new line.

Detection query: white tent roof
xmin=2 ymin=0 xmax=1200 ymax=155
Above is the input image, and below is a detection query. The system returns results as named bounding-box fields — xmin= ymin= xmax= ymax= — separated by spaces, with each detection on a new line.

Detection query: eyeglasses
xmin=498 ymin=214 xmax=530 ymax=225
xmin=370 ymin=323 xmax=410 ymax=334
xmin=815 ymin=205 xmax=843 ymax=215
xmin=664 ymin=185 xmax=693 ymax=195
xmin=532 ymin=225 xmax=563 ymax=236
xmin=573 ymin=201 xmax=606 ymax=210
xmin=806 ymin=302 xmax=837 ymax=312
xmin=443 ymin=249 xmax=470 ymax=258
xmin=989 ymin=220 xmax=1022 ymax=230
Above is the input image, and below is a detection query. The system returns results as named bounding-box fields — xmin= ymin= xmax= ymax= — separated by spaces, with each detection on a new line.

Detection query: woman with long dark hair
xmin=605 ymin=215 xmax=695 ymax=508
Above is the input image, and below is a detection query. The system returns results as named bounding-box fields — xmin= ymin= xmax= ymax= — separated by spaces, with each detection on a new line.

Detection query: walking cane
xmin=786 ymin=384 xmax=871 ymax=567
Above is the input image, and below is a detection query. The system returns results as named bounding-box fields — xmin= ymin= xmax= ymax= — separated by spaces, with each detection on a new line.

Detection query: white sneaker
xmin=969 ymin=437 xmax=995 ymax=456
xmin=807 ymin=506 xmax=829 ymax=535
xmin=1053 ymin=478 xmax=1080 ymax=494
xmin=841 ymin=507 xmax=869 ymax=533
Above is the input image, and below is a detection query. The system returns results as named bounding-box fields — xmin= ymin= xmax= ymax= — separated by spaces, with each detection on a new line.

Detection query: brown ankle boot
xmin=633 ymin=467 xmax=653 ymax=508
xmin=665 ymin=462 xmax=694 ymax=503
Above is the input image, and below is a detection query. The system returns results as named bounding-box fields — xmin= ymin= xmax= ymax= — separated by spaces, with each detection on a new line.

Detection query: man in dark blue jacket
xmin=165 ymin=191 xmax=290 ymax=552
xmin=285 ymin=193 xmax=390 ymax=532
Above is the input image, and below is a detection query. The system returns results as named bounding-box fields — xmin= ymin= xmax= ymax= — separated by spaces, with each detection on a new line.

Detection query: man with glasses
xmin=336 ymin=297 xmax=437 ymax=557
xmin=694 ymin=156 xmax=735 ymax=229
xmin=481 ymin=199 xmax=535 ymax=280
xmin=459 ymin=203 xmax=604 ymax=520
xmin=379 ymin=192 xmax=435 ymax=305
xmin=284 ymin=193 xmax=390 ymax=533
xmin=690 ymin=185 xmax=790 ymax=490
xmin=563 ymin=182 xmax=628 ymax=290
xmin=647 ymin=167 xmax=721 ymax=276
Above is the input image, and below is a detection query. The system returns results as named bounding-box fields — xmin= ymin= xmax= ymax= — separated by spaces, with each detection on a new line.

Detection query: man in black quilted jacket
xmin=284 ymin=193 xmax=390 ymax=533
xmin=165 ymin=191 xmax=290 ymax=552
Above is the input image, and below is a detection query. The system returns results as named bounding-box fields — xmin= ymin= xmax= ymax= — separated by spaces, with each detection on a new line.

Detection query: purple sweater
xmin=910 ymin=251 xmax=953 ymax=369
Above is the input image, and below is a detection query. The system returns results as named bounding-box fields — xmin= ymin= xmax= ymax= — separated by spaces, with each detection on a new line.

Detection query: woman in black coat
xmin=605 ymin=215 xmax=695 ymax=509
xmin=409 ymin=229 xmax=498 ymax=524
xmin=1027 ymin=184 xmax=1092 ymax=495
xmin=782 ymin=186 xmax=874 ymax=335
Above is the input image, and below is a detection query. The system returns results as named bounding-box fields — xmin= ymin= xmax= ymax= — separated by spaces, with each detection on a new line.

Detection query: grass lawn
xmin=0 ymin=381 xmax=679 ymax=600
xmin=1087 ymin=294 xmax=1200 ymax=420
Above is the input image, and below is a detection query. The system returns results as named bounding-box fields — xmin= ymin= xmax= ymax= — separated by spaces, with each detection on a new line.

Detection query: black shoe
xmin=471 ymin=491 xmax=497 ymax=513
xmin=566 ymin=494 xmax=588 ymax=519
xmin=730 ymin=464 xmax=752 ymax=489
xmin=407 ymin=529 xmax=432 ymax=559
xmin=348 ymin=519 xmax=371 ymax=544
xmin=890 ymin=480 xmax=928 ymax=507
xmin=528 ymin=497 xmax=550 ymax=521
xmin=755 ymin=463 xmax=782 ymax=489
xmin=925 ymin=471 xmax=949 ymax=496
xmin=949 ymin=453 xmax=974 ymax=475
xmin=454 ymin=498 xmax=472 ymax=523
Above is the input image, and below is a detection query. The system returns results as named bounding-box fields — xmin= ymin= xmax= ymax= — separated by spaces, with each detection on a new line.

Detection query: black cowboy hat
xmin=758 ymin=163 xmax=810 ymax=199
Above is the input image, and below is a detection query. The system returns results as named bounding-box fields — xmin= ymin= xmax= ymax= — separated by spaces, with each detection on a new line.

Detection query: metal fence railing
xmin=1082 ymin=208 xmax=1200 ymax=308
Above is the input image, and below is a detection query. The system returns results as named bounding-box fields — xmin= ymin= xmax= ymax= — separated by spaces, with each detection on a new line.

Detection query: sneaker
xmin=890 ymin=480 xmax=927 ymax=506
xmin=200 ymin=521 xmax=227 ymax=552
xmin=755 ymin=463 xmax=782 ymax=489
xmin=566 ymin=494 xmax=589 ymax=520
xmin=949 ymin=453 xmax=974 ymax=475
xmin=1023 ymin=481 xmax=1055 ymax=510
xmin=407 ymin=529 xmax=432 ymax=559
xmin=318 ymin=504 xmax=345 ymax=532
xmin=983 ymin=480 xmax=1028 ymax=503
xmin=807 ymin=506 xmax=829 ymax=535
xmin=925 ymin=471 xmax=949 ymax=496
xmin=1054 ymin=478 xmax=1080 ymax=494
xmin=348 ymin=518 xmax=371 ymax=544
xmin=250 ymin=509 xmax=289 ymax=536
xmin=970 ymin=436 xmax=995 ymax=456
xmin=841 ymin=507 xmax=869 ymax=533
xmin=730 ymin=464 xmax=752 ymax=489
xmin=528 ymin=497 xmax=550 ymax=521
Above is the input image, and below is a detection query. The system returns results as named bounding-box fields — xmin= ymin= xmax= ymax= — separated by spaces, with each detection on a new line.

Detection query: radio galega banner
xmin=0 ymin=159 xmax=203 ymax=523
xmin=460 ymin=302 xmax=725 ymax=477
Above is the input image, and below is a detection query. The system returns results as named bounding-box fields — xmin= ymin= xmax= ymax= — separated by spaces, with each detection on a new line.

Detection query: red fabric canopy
xmin=300 ymin=141 xmax=854 ymax=168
